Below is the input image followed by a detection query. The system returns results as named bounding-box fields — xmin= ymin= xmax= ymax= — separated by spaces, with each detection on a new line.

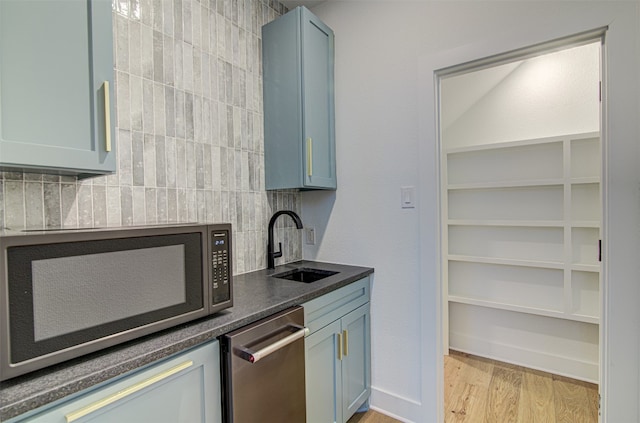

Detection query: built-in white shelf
xmin=448 ymin=219 xmax=565 ymax=227
xmin=445 ymin=134 xmax=566 ymax=153
xmin=448 ymin=295 xmax=599 ymax=324
xmin=448 ymin=179 xmax=564 ymax=190
xmin=447 ymin=255 xmax=600 ymax=272
xmin=571 ymin=179 xmax=600 ymax=187
xmin=571 ymin=263 xmax=601 ymax=273
xmin=448 ymin=219 xmax=600 ymax=228
xmin=447 ymin=254 xmax=565 ymax=270
xmin=443 ymin=132 xmax=601 ymax=382
xmin=571 ymin=220 xmax=600 ymax=228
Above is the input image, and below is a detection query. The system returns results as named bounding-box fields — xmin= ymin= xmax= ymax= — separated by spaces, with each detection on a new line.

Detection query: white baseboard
xmin=450 ymin=331 xmax=599 ymax=383
xmin=369 ymin=386 xmax=422 ymax=423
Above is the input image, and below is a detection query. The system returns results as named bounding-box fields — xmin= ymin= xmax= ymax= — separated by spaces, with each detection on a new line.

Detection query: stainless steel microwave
xmin=0 ymin=223 xmax=232 ymax=381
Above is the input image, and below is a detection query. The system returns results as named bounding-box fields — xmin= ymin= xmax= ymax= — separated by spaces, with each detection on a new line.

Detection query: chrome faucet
xmin=267 ymin=210 xmax=303 ymax=269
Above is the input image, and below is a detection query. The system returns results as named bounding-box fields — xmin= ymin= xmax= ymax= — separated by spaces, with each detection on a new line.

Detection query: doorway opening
xmin=437 ymin=32 xmax=604 ymax=421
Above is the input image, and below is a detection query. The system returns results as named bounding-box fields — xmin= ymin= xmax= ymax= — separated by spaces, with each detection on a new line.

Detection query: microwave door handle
xmin=237 ymin=324 xmax=308 ymax=364
xmin=64 ymin=360 xmax=193 ymax=422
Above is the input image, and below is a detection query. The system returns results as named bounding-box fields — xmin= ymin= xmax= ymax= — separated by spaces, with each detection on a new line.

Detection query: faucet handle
xmin=273 ymin=242 xmax=283 ymax=259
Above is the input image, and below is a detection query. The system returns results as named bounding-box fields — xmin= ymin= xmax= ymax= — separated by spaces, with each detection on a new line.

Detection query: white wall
xmin=302 ymin=2 xmax=640 ymax=422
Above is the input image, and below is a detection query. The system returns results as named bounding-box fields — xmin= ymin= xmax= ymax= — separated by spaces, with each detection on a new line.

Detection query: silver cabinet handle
xmin=65 ymin=360 xmax=193 ymax=422
xmin=238 ymin=325 xmax=308 ymax=363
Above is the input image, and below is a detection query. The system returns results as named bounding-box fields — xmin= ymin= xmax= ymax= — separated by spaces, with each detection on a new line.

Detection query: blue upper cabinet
xmin=262 ymin=7 xmax=337 ymax=190
xmin=0 ymin=0 xmax=115 ymax=178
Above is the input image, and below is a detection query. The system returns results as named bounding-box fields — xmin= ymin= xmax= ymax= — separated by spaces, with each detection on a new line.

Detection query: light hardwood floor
xmin=348 ymin=410 xmax=401 ymax=423
xmin=444 ymin=350 xmax=599 ymax=423
xmin=348 ymin=350 xmax=599 ymax=423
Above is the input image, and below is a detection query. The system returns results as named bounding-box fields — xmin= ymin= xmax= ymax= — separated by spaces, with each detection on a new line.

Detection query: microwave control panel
xmin=211 ymin=229 xmax=231 ymax=304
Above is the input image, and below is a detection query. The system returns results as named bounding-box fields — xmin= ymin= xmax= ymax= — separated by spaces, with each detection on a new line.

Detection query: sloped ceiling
xmin=441 ymin=42 xmax=601 ymax=147
xmin=440 ymin=62 xmax=522 ymax=130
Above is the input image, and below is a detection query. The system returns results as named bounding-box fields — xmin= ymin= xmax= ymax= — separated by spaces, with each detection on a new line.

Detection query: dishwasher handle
xmin=237 ymin=324 xmax=308 ymax=363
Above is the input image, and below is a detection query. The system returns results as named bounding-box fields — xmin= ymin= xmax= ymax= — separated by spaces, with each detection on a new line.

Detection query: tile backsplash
xmin=0 ymin=0 xmax=301 ymax=275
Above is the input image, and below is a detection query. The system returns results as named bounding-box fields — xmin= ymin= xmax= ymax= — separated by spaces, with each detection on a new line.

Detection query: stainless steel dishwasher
xmin=221 ymin=306 xmax=307 ymax=422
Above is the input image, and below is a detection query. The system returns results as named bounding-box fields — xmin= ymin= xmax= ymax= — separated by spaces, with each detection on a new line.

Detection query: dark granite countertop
xmin=0 ymin=260 xmax=373 ymax=421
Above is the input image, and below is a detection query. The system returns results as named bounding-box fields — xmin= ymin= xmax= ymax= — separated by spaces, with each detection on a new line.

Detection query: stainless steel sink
xmin=272 ymin=268 xmax=339 ymax=283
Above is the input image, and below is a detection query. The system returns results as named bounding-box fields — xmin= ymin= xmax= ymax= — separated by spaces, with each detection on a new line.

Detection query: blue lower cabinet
xmin=341 ymin=304 xmax=371 ymax=421
xmin=12 ymin=341 xmax=222 ymax=423
xmin=305 ymin=320 xmax=343 ymax=423
xmin=304 ymin=277 xmax=372 ymax=423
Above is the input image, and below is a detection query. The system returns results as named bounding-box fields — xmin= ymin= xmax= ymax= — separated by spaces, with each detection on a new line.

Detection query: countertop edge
xmin=0 ymin=261 xmax=373 ymax=421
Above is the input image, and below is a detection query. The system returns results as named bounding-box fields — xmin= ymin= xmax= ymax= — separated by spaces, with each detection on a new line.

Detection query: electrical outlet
xmin=305 ymin=227 xmax=316 ymax=245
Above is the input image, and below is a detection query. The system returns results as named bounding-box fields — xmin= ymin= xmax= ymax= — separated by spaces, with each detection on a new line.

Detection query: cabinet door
xmin=0 ymin=0 xmax=115 ymax=177
xmin=262 ymin=6 xmax=336 ymax=190
xmin=341 ymin=304 xmax=371 ymax=422
xmin=17 ymin=342 xmax=222 ymax=423
xmin=300 ymin=7 xmax=336 ymax=189
xmin=306 ymin=320 xmax=342 ymax=423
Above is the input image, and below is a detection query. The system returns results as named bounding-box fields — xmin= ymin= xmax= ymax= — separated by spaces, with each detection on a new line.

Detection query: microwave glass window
xmin=7 ymin=233 xmax=204 ymax=364
xmin=32 ymin=245 xmax=187 ymax=341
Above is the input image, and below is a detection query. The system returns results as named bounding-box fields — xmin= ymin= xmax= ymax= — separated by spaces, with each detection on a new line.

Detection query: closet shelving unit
xmin=443 ymin=131 xmax=601 ymax=383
